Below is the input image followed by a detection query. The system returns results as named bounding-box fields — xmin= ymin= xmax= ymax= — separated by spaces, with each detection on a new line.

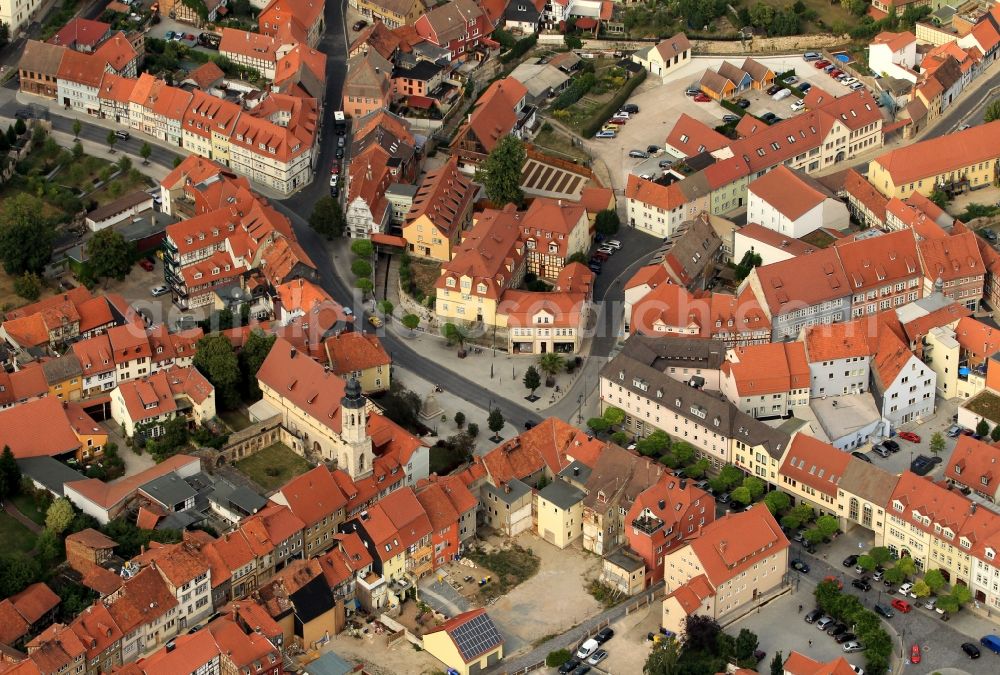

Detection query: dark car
xmin=766 ymin=84 xmax=783 ymax=95
xmin=985 ymin=230 xmax=999 ymax=242
xmin=572 ymin=666 xmax=591 ymax=675
xmin=791 ymin=559 xmax=810 ymax=573
xmin=621 ymin=104 xmax=639 ymax=113
xmin=883 ymin=439 xmax=900 ymax=453
xmin=852 ymin=578 xmax=872 ymax=592
xmin=722 ymin=114 xmax=741 ymax=124
xmin=558 ymin=659 xmax=580 ymax=674
xmin=646 ymin=145 xmax=660 ymax=154
xmin=352 ymin=19 xmax=368 ymax=31
xmin=852 ymin=451 xmax=872 ymax=463
xmin=523 ymin=420 xmax=534 ymax=430
xmin=798 ymin=82 xmax=812 ymax=93
xmin=336 ymin=146 xmax=344 ymax=159
xmin=736 ymin=98 xmax=751 ymax=109
xmin=843 ymin=554 xmax=859 ymax=567
xmin=962 ymin=642 xmax=981 ymax=658
xmin=911 ymin=455 xmax=933 ymax=476
xmin=805 ymin=609 xmax=823 ymax=623
xmin=718 ymin=492 xmax=731 ymax=504
xmin=587 ymin=260 xmax=602 ymax=273
xmin=835 ymin=632 xmax=857 ymax=644
xmin=761 ymin=112 xmax=778 ymax=123
xmin=827 ymin=622 xmax=848 ymax=637
xmin=594 ymin=628 xmax=614 ymax=644
xmin=330 ymin=185 xmax=339 ymax=198
xmin=14 ymin=109 xmax=33 ymax=120
xmin=874 ymin=604 xmax=894 ymax=619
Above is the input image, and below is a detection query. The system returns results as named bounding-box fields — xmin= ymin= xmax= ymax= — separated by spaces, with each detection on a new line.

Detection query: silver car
xmin=843 ymin=641 xmax=865 ymax=653
xmin=816 ymin=616 xmax=835 ymax=630
xmin=587 ymin=649 xmax=608 ymax=666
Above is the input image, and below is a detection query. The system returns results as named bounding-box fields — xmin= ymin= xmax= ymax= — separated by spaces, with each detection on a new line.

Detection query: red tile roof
xmin=945 ymin=435 xmax=1000 ymax=492
xmin=0 ymin=600 xmax=30 ymax=645
xmin=752 ymin=248 xmax=850 ymax=315
xmin=68 ymin=601 xmax=122 ymax=661
xmin=257 ymin=337 xmax=347 ymax=436
xmin=665 ymin=574 xmax=714 ymax=615
xmin=834 ymin=229 xmax=920 ymax=291
xmin=780 ymin=435 xmax=851 ymax=498
xmin=748 ymin=165 xmax=835 ymax=221
xmin=466 ymin=77 xmax=526 ymax=153
xmin=0 ymin=397 xmax=83 ymax=459
xmin=481 ymin=417 xmax=600 ymax=484
xmin=954 ymin=316 xmax=1000 ymax=362
xmin=10 ymin=583 xmax=60 ymax=625
xmin=722 ymin=342 xmax=809 ymax=396
xmin=687 ymin=503 xmax=789 ymax=587
xmin=872 ymin=30 xmax=915 ymax=52
xmin=323 ymin=332 xmax=390 ymax=375
xmin=48 ymin=18 xmax=109 ymax=49
xmin=65 ymin=454 xmax=200 ymax=510
xmin=275 ymin=466 xmax=347 ymax=527
xmin=405 ymin=156 xmax=474 ymax=239
xmin=105 ymin=565 xmax=178 ymax=635
xmin=802 ymin=319 xmax=873 ymax=362
xmin=918 ymin=231 xmax=984 ymax=282
xmin=873 ymin=121 xmax=1000 ymax=188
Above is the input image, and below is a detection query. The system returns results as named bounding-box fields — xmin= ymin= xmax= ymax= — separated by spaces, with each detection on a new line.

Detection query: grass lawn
xmin=220 ymin=409 xmax=254 ymax=432
xmin=87 ymin=169 xmax=155 ymax=206
xmin=747 ymin=0 xmax=855 ymax=32
xmin=465 ymin=544 xmax=540 ymax=601
xmin=236 ymin=442 xmax=312 ymax=491
xmin=532 ymin=124 xmax=590 ymax=163
xmin=0 ymin=512 xmax=37 ymax=557
xmin=11 ymin=494 xmax=47 ymax=527
xmin=967 ymin=391 xmax=1000 ymax=424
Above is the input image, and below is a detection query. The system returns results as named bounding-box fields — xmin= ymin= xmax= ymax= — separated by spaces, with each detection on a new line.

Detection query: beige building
xmin=600 ymin=550 xmax=647 ymax=597
xmin=661 ymin=504 xmax=789 ymax=634
xmin=422 ymin=609 xmax=504 ymax=675
xmin=534 ymin=479 xmax=585 ymax=549
xmin=834 ymin=460 xmax=898 ymax=539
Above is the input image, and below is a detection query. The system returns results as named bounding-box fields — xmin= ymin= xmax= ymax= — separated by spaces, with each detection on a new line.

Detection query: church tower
xmin=341 ymin=377 xmax=372 ymax=479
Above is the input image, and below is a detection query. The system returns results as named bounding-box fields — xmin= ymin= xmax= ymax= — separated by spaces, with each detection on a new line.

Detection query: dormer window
xmin=447 ymin=278 xmax=456 ymax=287
xmin=477 ymin=283 xmax=487 ymax=294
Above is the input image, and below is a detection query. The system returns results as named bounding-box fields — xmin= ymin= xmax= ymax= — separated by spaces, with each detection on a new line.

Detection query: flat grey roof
xmin=17 ymin=456 xmax=86 ymax=496
xmin=538 ymin=479 xmax=586 ymax=510
xmin=140 ymin=473 xmax=198 ymax=509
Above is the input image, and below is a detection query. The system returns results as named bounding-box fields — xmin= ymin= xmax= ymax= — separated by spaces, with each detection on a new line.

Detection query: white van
xmin=576 ymin=638 xmax=599 ymax=660
xmin=772 ymin=88 xmax=792 ymax=101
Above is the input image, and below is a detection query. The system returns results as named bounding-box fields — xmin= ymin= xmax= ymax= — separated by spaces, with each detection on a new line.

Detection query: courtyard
xmin=234 ymin=442 xmax=312 ymax=492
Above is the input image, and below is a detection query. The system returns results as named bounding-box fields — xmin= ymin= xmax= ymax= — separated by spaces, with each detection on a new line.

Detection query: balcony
xmin=632 ymin=514 xmax=663 ymax=535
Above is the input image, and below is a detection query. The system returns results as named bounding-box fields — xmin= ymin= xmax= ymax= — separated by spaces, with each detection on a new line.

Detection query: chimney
xmin=165 ymin=640 xmax=176 ymax=653
xmin=290 ymin=348 xmax=297 ymax=358
xmin=504 ymin=483 xmax=511 ymax=494
xmin=679 ymin=479 xmax=687 ymax=490
xmin=573 ymin=466 xmax=579 ymax=476
xmin=658 ymin=499 xmax=666 ymax=510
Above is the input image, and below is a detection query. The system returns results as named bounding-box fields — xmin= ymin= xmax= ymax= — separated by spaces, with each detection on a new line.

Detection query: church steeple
xmin=341 ymin=377 xmax=372 ymax=479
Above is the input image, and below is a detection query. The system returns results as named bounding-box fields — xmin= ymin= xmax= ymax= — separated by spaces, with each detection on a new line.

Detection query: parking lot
xmin=584 ymin=55 xmax=880 ymax=194
xmin=851 ymin=397 xmax=963 ymax=478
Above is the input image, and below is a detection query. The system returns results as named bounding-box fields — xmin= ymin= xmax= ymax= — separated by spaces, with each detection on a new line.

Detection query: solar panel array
xmin=450 ymin=613 xmax=503 ymax=662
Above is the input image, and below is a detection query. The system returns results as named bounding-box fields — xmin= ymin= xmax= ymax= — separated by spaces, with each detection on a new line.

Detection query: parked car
xmin=772 ymin=88 xmax=792 ymax=101
xmin=827 ymin=622 xmax=847 ymax=637
xmin=613 ymin=111 xmax=630 ymax=120
xmin=591 ymin=251 xmax=610 ymax=263
xmin=898 ymin=431 xmax=921 ymax=442
xmin=717 ymin=492 xmax=731 ymax=504
xmin=852 ymin=578 xmax=871 ymax=592
xmin=329 ymin=174 xmax=339 ymax=187
xmin=874 ymin=444 xmax=891 ymax=458
xmin=798 ymin=82 xmax=813 ymax=93
xmin=785 ymin=75 xmax=799 ymax=84
xmin=139 ymin=258 xmax=154 ymax=272
xmin=607 ymin=117 xmax=627 ymax=125
xmin=791 ymin=559 xmax=810 ymax=573
xmin=735 ymin=98 xmax=751 ymax=108
xmin=814 ymin=59 xmax=831 ymax=69
xmin=629 ymin=149 xmax=649 ymax=159
xmin=824 ymin=64 xmax=837 ymax=73
xmin=816 ymin=616 xmax=835 ymax=630
xmin=883 ymin=440 xmax=900 ymax=453
xmin=114 ymin=130 xmax=130 ymax=140
xmin=587 ymin=260 xmax=602 ymax=273
xmin=842 ymin=77 xmax=858 ymax=85
xmin=911 ymin=455 xmax=934 ymax=476
xmin=722 ymin=114 xmax=741 ymax=124
xmin=558 ymin=659 xmax=580 ymax=674
xmin=910 ymin=643 xmax=921 ymax=664
xmin=572 ymin=666 xmax=590 ymax=675
xmin=595 ymin=130 xmax=616 ymax=139
xmin=947 ymin=424 xmax=964 ymax=437
xmin=874 ymin=604 xmax=894 ymax=619
xmin=852 ymin=451 xmax=872 ymax=463
xmin=620 ymin=103 xmax=639 ymax=113
xmin=961 ymin=642 xmax=981 ymax=658
xmin=898 ymin=582 xmax=914 ymax=595
xmin=791 ymin=100 xmax=806 ymax=112
xmin=766 ymin=84 xmax=783 ymax=95
xmin=336 ymin=146 xmax=344 ymax=158
xmin=576 ymin=639 xmax=599 ymax=660
xmin=849 ymin=82 xmax=865 ymax=91
xmin=685 ymin=88 xmax=701 ymax=97
xmin=843 ymin=641 xmax=865 ymax=653
xmin=873 ymin=569 xmax=884 ymax=581
xmin=594 ymin=628 xmax=614 ymax=643
xmin=586 ymin=649 xmax=607 ymax=666
xmin=151 ymin=285 xmax=169 ymax=297
xmin=604 ymin=240 xmax=622 ymax=250
xmin=165 ymin=30 xmax=175 ymax=39
xmin=828 ymin=68 xmax=843 ymax=78
xmin=805 ymin=609 xmax=823 ymax=623
xmin=694 ymin=93 xmax=711 ymax=102
xmin=803 ymin=51 xmax=821 ymax=61
xmin=646 ymin=145 xmax=660 ymax=154
xmin=843 ymin=555 xmax=859 ymax=567
xmin=981 ymin=635 xmax=1000 ymax=654
xmin=835 ymin=632 xmax=857 ymax=644
xmin=367 ymin=316 xmax=383 ymax=328
xmin=761 ymin=112 xmax=778 ymax=123
xmin=923 ymin=597 xmax=937 ymax=611
xmin=891 ymin=598 xmax=912 ymax=613
xmin=352 ymin=19 xmax=367 ymax=30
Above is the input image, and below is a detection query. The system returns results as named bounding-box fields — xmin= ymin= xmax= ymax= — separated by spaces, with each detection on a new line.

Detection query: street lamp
xmin=577 ymin=393 xmax=584 ymax=425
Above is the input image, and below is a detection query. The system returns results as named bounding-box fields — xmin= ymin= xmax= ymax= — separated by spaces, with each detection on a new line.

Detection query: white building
xmin=1 ymin=0 xmax=45 ymax=39
xmin=801 ymin=320 xmax=873 ymax=398
xmin=869 ymin=30 xmax=919 ymax=83
xmin=631 ymin=33 xmax=691 ymax=77
xmin=719 ymin=342 xmax=811 ymax=420
xmin=871 ymin=329 xmax=936 ymax=427
xmin=746 ymin=165 xmax=849 ymax=240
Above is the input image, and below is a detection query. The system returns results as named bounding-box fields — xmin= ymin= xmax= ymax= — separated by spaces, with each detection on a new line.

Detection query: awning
xmin=372 ymin=233 xmax=407 ymax=249
xmin=574 ymin=18 xmax=598 ymax=29
xmin=407 ymin=95 xmax=434 ymax=110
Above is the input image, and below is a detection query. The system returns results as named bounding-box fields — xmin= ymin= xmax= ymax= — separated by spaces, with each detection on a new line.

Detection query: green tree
xmin=883 ymin=565 xmax=906 ymax=585
xmin=401 ymin=313 xmax=420 ymax=334
xmin=488 ymin=407 xmax=505 ymax=439
xmin=644 ymin=637 xmax=680 ymax=675
xmin=749 ymin=1 xmax=775 ymax=28
xmin=719 ymin=465 xmax=744 ymax=489
xmin=351 ymin=239 xmax=374 ymax=258
xmin=685 ymin=458 xmax=710 ymax=479
xmin=929 ymin=187 xmax=949 ymax=209
xmin=377 ymin=300 xmax=394 ymax=317
xmin=870 ymin=547 xmax=892 ymax=567
xmin=309 ymin=196 xmax=345 ymax=239
xmin=568 ymin=252 xmax=588 ymax=265
xmin=842 ymin=0 xmax=868 ymax=15
xmin=355 ymin=277 xmax=374 ymax=296
xmin=992 ymin=424 xmax=1000 ymax=443
xmin=475 ymin=135 xmax=526 ymax=207
xmin=6 ymin=125 xmax=16 ymax=146
xmin=238 ymin=330 xmax=276 ymax=402
xmin=173 ymin=156 xmax=183 ymax=168
xmin=671 ymin=440 xmax=694 ymax=465
xmin=140 ymin=142 xmax=152 ymax=165
xmin=466 ymin=422 xmax=479 ymax=438
xmin=857 ymin=554 xmax=876 ymax=572
xmin=804 ymin=527 xmax=826 ymax=546
xmin=194 ymin=334 xmax=241 ymax=409
xmin=72 ymin=140 xmax=84 ymax=160
xmin=523 ymin=365 xmax=541 ymax=396
xmin=978 ymin=419 xmax=991 ymax=437
xmin=936 ymin=593 xmax=960 ymax=614
xmin=454 ymin=411 xmax=466 ymax=429
xmin=36 ymin=528 xmax=63 ymax=567
xmin=13 ymin=272 xmax=41 ymax=301
xmin=442 ymin=322 xmax=470 ymax=353
xmin=952 ymin=583 xmax=973 ymax=605
xmin=13 ymin=118 xmax=26 ymax=136
xmin=72 ymin=119 xmax=81 ymax=139
xmin=923 ymin=568 xmax=946 ymax=593
xmin=781 ymin=503 xmax=815 ymax=530
xmin=815 ymin=514 xmax=840 ymax=539
xmin=734 ymin=250 xmax=763 ymax=281
xmin=0 ymin=557 xmax=42 ymax=598
xmin=564 ymin=33 xmax=582 ymax=50
xmin=911 ymin=579 xmax=931 ymax=598
xmin=106 ymin=130 xmax=117 ymax=153
xmin=0 ymin=194 xmax=55 ymax=275
xmin=611 ymin=431 xmax=629 ymax=446
xmin=537 ymin=353 xmax=566 ymax=383
xmin=587 ymin=417 xmax=610 ymax=433
xmin=603 ymin=406 xmax=625 ymax=427
xmin=117 ymin=155 xmax=132 ymax=174
xmin=896 ymin=555 xmax=916 ymax=579
xmin=0 ymin=133 xmax=8 ymax=153
xmin=351 ymin=259 xmax=373 ymax=278
xmin=546 ymin=650 xmax=571 ymax=668
xmin=730 ymin=486 xmax=751 ymax=505
xmin=595 ymin=209 xmax=620 ymax=236
xmin=734 ymin=628 xmax=759 ymax=663
xmin=929 ymin=431 xmax=946 ymax=454
xmin=985 ymin=98 xmax=1000 ymax=123
xmin=743 ymin=476 xmax=765 ymax=500
xmin=636 ymin=430 xmax=671 ymax=457
xmin=763 ymin=490 xmax=790 ymax=515
xmin=0 ymin=446 xmax=22 ymax=502
xmin=87 ymin=229 xmax=135 ymax=280
xmin=45 ymin=497 xmax=75 ymax=534
xmin=769 ymin=651 xmax=784 ymax=675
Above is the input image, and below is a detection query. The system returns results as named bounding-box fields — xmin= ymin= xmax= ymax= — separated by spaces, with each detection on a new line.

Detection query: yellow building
xmin=351 ymin=0 xmax=425 ymax=28
xmin=834 ymin=460 xmax=898 ymax=540
xmin=868 ymin=121 xmax=1000 ymax=199
xmin=661 ymin=505 xmax=788 ymax=631
xmin=43 ymin=354 xmax=83 ymax=402
xmin=323 ymin=332 xmax=392 ymax=394
xmin=534 ymin=479 xmax=585 ymax=549
xmin=777 ymin=434 xmax=848 ymax=518
xmin=402 ymin=157 xmax=474 ymax=262
xmin=600 ymin=550 xmax=646 ymax=597
xmin=422 ymin=609 xmax=505 ymax=675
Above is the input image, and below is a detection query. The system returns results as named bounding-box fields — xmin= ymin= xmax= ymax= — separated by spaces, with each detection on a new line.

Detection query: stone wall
xmin=215 ymin=414 xmax=285 ymax=465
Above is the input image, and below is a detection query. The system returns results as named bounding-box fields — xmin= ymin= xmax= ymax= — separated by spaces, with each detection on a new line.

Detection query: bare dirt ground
xmin=317 ymin=632 xmax=443 ymax=675
xmin=484 ymin=532 xmax=604 ymax=656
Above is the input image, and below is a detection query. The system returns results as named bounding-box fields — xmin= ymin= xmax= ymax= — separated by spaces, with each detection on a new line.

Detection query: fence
xmin=625 ymin=586 xmax=664 ymax=616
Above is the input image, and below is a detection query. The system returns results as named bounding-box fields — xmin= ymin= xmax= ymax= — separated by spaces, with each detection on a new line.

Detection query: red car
xmin=139 ymin=258 xmax=154 ymax=272
xmin=330 ymin=162 xmax=340 ymax=174
xmin=897 ymin=431 xmax=921 ymax=443
xmin=910 ymin=643 xmax=921 ymax=664
xmin=891 ymin=598 xmax=912 ymax=613
xmin=694 ymin=93 xmax=711 ymax=102
xmin=608 ymin=118 xmax=627 ymax=125
xmin=829 ymin=69 xmax=843 ymax=78
xmin=814 ymin=59 xmax=830 ymax=69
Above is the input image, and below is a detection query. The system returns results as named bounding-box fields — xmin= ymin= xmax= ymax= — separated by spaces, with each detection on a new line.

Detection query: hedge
xmin=552 ymin=72 xmax=596 ymax=110
xmin=581 ymin=69 xmax=647 ymax=138
xmin=500 ymin=33 xmax=538 ymax=63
